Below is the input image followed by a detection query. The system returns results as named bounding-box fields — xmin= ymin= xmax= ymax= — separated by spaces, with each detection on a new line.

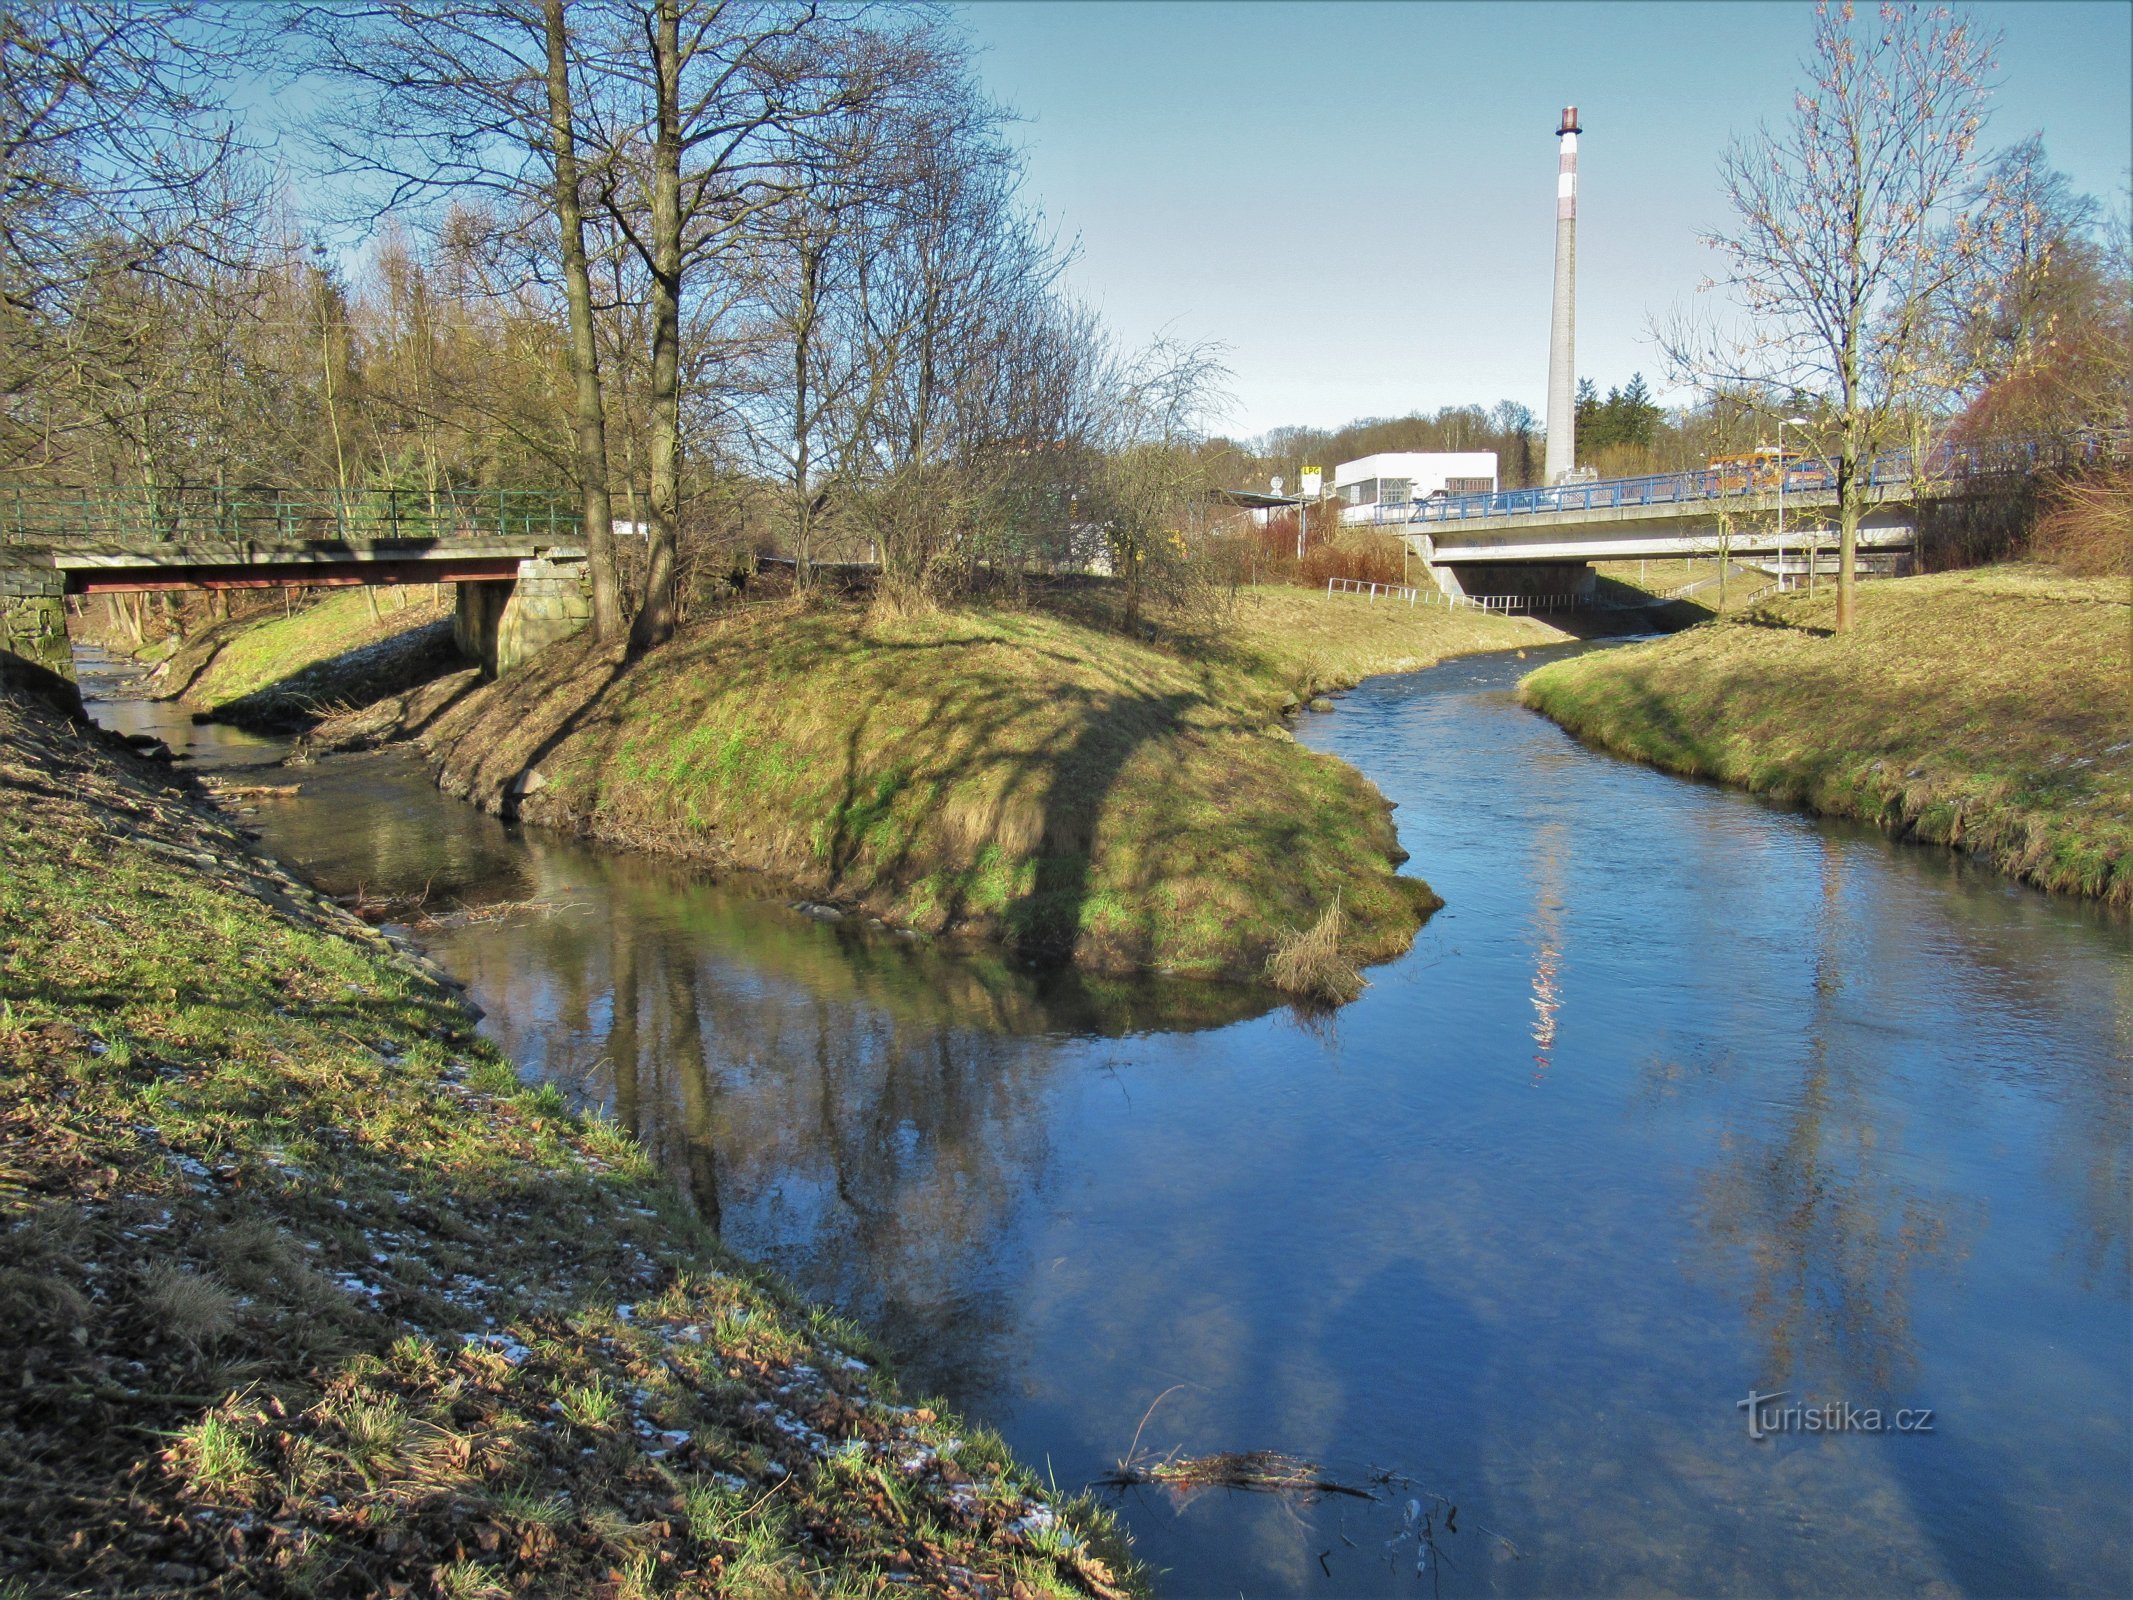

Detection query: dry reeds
xmin=1265 ymin=891 xmax=1367 ymax=1005
xmin=2033 ymin=466 xmax=2133 ymax=577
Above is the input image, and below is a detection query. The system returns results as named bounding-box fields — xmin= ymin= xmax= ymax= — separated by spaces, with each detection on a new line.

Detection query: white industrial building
xmin=1333 ymin=453 xmax=1499 ymax=523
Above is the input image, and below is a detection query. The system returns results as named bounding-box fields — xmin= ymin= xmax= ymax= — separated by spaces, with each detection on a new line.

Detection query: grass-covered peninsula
xmin=0 ymin=681 xmax=1136 ymax=1597
xmin=424 ymin=589 xmax=1559 ymax=987
xmin=1519 ymin=565 xmax=2133 ymax=906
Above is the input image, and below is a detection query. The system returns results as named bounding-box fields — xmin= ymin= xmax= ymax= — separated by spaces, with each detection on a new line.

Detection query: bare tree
xmin=1087 ymin=333 xmax=1231 ymax=632
xmin=1945 ymin=137 xmax=2129 ymax=445
xmin=542 ymin=0 xmax=624 ymax=635
xmin=0 ymin=0 xmax=257 ymax=313
xmin=1673 ymin=1 xmax=2001 ymax=631
xmin=584 ymin=0 xmax=907 ymax=648
xmin=303 ymin=0 xmax=627 ymax=637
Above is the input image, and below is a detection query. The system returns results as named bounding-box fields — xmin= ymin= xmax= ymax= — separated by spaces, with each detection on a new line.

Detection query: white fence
xmin=1324 ymin=577 xmax=1615 ymax=616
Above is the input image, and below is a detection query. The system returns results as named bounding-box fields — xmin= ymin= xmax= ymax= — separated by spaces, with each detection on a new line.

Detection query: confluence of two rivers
xmin=80 ymin=639 xmax=2130 ymax=1598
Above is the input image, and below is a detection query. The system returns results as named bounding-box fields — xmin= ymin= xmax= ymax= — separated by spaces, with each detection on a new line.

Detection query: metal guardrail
xmin=1370 ymin=433 xmax=2121 ymax=528
xmin=1 ymin=486 xmax=581 ymax=548
xmin=1324 ymin=576 xmax=1614 ymax=615
xmin=1326 ymin=576 xmax=1422 ymax=604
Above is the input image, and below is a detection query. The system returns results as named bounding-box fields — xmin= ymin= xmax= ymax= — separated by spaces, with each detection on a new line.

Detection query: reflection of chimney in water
xmin=1529 ymin=820 xmax=1566 ymax=1084
xmin=1544 ymin=105 xmax=1582 ymax=485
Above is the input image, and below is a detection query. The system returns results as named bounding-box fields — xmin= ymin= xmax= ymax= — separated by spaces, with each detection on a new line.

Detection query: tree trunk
xmin=1837 ymin=418 xmax=1861 ymax=633
xmin=544 ymin=0 xmax=623 ymax=640
xmin=791 ymin=239 xmax=817 ymax=593
xmin=631 ymin=0 xmax=684 ymax=654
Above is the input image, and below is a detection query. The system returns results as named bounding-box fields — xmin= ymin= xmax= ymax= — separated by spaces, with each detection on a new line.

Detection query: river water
xmin=77 ymin=641 xmax=2130 ymax=1597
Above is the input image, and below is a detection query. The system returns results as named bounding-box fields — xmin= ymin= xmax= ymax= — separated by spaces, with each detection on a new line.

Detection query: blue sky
xmin=956 ymin=1 xmax=2133 ymax=441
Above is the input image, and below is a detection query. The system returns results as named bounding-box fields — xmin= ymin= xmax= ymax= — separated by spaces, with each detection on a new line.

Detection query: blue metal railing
xmin=1371 ymin=435 xmax=2104 ymax=527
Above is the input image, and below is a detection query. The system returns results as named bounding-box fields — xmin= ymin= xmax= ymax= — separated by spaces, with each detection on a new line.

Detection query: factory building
xmin=1332 ymin=452 xmax=1499 ymax=524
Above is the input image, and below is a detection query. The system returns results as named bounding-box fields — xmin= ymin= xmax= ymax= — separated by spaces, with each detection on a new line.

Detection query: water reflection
xmin=390 ymin=828 xmax=1275 ymax=1407
xmin=1526 ymin=820 xmax=1566 ymax=1082
xmin=78 ymin=640 xmax=2132 ymax=1596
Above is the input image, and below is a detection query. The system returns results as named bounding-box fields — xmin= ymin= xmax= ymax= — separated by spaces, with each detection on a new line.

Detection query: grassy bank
xmin=164 ymin=589 xmax=461 ymax=728
xmin=1590 ymin=558 xmax=1772 ymax=614
xmin=1519 ymin=565 xmax=2133 ymax=906
xmin=426 ymin=589 xmax=1558 ymax=987
xmin=0 ymin=683 xmax=1136 ymax=1597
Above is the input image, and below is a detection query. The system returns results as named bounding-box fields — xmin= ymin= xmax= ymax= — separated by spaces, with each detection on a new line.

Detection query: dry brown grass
xmin=1264 ymin=893 xmax=1366 ymax=1005
xmin=141 ymin=1263 xmax=240 ymax=1347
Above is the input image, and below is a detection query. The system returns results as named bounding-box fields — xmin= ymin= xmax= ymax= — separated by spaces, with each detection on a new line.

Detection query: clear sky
xmin=955 ymin=1 xmax=2133 ymax=442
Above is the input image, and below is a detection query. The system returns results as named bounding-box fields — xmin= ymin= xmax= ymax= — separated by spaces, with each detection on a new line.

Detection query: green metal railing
xmin=0 ymin=486 xmax=582 ymax=549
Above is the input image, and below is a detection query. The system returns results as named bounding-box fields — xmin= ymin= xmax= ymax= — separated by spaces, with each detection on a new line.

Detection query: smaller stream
xmin=73 ymin=641 xmax=2132 ymax=1597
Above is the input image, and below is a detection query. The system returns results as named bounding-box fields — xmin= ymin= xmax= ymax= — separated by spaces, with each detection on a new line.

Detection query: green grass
xmin=429 ymin=587 xmax=1556 ymax=985
xmin=1519 ymin=565 xmax=2133 ymax=905
xmin=183 ymin=587 xmax=460 ymax=725
xmin=0 ymin=684 xmax=1141 ymax=1596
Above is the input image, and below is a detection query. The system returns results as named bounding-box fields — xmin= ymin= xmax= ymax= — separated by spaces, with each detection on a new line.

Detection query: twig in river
xmin=1099 ymin=1448 xmax=1378 ymax=1501
xmin=1101 ymin=1393 xmax=1376 ymax=1501
xmin=203 ymin=780 xmax=302 ymax=800
xmin=415 ymin=896 xmax=587 ymax=929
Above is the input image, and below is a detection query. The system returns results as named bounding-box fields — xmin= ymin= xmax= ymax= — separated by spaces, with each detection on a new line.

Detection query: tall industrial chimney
xmin=1544 ymin=106 xmax=1581 ymax=484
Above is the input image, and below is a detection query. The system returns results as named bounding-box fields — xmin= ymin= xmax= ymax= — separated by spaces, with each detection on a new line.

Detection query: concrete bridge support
xmin=1437 ymin=561 xmax=1597 ymax=602
xmin=1 ymin=563 xmax=73 ymax=682
xmin=454 ymin=556 xmax=592 ymax=677
xmin=1402 ymin=534 xmax=1595 ymax=602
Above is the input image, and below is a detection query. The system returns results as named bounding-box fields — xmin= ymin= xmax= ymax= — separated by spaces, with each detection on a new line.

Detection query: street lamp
xmin=1779 ymin=416 xmax=1810 ymax=591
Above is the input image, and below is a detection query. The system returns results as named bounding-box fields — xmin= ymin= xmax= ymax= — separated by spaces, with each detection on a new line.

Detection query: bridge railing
xmin=0 ymin=486 xmax=581 ymax=549
xmin=1377 ymin=433 xmax=2114 ymax=526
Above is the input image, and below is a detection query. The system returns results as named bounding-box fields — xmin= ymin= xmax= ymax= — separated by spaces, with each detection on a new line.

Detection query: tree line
xmin=2 ymin=2 xmax=2123 ymax=645
xmin=0 ymin=0 xmax=1228 ymax=645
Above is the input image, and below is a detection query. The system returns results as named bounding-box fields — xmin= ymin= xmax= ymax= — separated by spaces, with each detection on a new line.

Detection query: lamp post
xmin=1297 ymin=465 xmax=1322 ymax=561
xmin=1779 ymin=416 xmax=1809 ymax=591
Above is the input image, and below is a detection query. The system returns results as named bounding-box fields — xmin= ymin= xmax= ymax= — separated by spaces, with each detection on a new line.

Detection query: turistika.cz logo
xmin=1737 ymin=1389 xmax=1935 ymax=1440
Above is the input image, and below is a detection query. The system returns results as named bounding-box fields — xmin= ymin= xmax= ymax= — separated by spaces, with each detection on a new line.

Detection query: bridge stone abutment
xmin=1 ymin=562 xmax=73 ymax=683
xmin=454 ymin=557 xmax=592 ymax=677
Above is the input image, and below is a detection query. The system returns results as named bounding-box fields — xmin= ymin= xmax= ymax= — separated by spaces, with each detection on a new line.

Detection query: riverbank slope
xmin=424 ymin=590 xmax=1560 ymax=985
xmin=163 ymin=588 xmax=460 ymax=726
xmin=1518 ymin=565 xmax=2132 ymax=906
xmin=0 ymin=681 xmax=1135 ymax=1597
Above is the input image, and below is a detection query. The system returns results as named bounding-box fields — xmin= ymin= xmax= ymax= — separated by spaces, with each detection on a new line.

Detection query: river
xmin=76 ymin=640 xmax=2131 ymax=1597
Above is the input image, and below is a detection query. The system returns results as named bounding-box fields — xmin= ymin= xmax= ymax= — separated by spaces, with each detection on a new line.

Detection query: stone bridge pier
xmin=2 ymin=563 xmax=73 ymax=681
xmin=454 ymin=556 xmax=593 ymax=677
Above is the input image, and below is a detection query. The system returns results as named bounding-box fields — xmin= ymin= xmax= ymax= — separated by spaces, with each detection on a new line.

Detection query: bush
xmin=2032 ymin=465 xmax=2133 ymax=577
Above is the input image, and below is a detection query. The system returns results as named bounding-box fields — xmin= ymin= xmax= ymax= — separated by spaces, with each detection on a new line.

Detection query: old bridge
xmin=1 ymin=488 xmax=591 ymax=681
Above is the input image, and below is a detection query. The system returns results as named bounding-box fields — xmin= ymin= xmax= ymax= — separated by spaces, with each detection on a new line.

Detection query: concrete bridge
xmin=1 ymin=488 xmax=591 ymax=681
xmin=1395 ymin=482 xmax=1917 ymax=599
xmin=1365 ymin=439 xmax=2070 ymax=600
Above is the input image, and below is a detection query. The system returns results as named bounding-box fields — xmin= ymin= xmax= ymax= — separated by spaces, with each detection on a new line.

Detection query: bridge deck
xmin=1409 ymin=488 xmax=1916 ymax=564
xmin=6 ymin=536 xmax=586 ymax=594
